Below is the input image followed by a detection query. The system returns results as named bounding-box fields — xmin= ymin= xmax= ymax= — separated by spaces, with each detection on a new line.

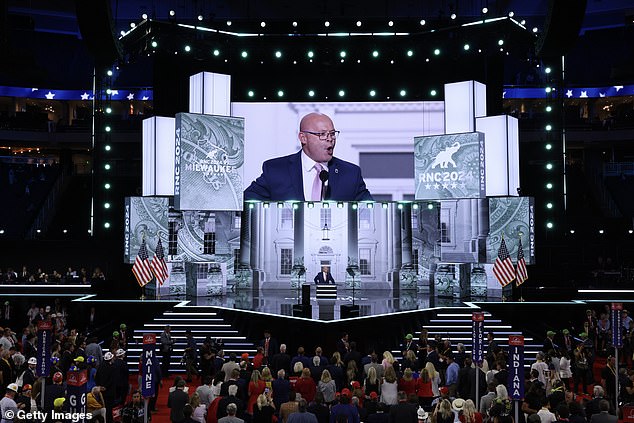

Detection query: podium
xmin=316 ymin=284 xmax=337 ymax=299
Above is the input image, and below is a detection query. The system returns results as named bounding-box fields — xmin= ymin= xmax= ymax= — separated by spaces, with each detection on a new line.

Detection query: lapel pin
xmin=334 ymin=169 xmax=339 ymax=174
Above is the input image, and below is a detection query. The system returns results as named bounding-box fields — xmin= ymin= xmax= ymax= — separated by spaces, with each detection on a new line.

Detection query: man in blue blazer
xmin=314 ymin=266 xmax=335 ymax=284
xmin=244 ymin=112 xmax=373 ymax=201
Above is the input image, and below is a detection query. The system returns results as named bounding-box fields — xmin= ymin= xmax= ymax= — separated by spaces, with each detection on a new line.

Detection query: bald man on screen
xmin=244 ymin=113 xmax=373 ymax=201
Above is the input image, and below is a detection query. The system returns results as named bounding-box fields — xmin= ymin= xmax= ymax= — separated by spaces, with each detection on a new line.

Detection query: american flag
xmin=132 ymin=239 xmax=153 ymax=287
xmin=493 ymin=237 xmax=515 ymax=287
xmin=516 ymin=238 xmax=528 ymax=286
xmin=150 ymin=239 xmax=169 ymax=286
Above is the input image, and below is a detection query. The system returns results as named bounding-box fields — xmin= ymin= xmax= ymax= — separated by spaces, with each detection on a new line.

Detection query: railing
xmin=25 ymin=168 xmax=68 ymax=239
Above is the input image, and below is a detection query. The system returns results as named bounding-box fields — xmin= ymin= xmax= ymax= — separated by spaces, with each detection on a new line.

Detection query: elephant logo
xmin=431 ymin=142 xmax=461 ymax=169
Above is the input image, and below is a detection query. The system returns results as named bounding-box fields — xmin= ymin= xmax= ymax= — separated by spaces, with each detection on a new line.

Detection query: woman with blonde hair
xmin=424 ymin=361 xmax=441 ymax=397
xmin=318 ymin=369 xmax=336 ymax=403
xmin=398 ymin=367 xmax=417 ymax=396
xmin=295 ymin=367 xmax=317 ymax=403
xmin=327 ymin=353 xmax=345 ymax=391
xmin=433 ymin=398 xmax=455 ymax=423
xmin=260 ymin=366 xmax=273 ymax=391
xmin=459 ymin=399 xmax=483 ymax=423
xmin=364 ymin=366 xmax=380 ymax=397
xmin=252 ymin=393 xmax=276 ymax=423
xmin=346 ymin=360 xmax=359 ymax=385
xmin=189 ymin=392 xmax=206 ymax=423
xmin=382 ymin=351 xmax=395 ymax=369
xmin=247 ymin=369 xmax=266 ymax=414
xmin=380 ymin=365 xmax=398 ymax=405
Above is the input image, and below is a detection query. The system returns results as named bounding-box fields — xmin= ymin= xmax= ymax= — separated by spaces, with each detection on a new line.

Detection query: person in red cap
xmin=43 ymin=372 xmax=66 ymax=414
xmin=330 ymin=389 xmax=360 ymax=423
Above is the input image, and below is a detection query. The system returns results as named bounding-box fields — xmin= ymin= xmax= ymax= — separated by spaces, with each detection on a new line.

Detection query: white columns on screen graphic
xmin=444 ymin=81 xmax=487 ymax=134
xmin=189 ymin=72 xmax=231 ymax=116
xmin=142 ymin=117 xmax=175 ymax=196
xmin=142 ymin=72 xmax=232 ymax=197
xmin=476 ymin=115 xmax=520 ymax=196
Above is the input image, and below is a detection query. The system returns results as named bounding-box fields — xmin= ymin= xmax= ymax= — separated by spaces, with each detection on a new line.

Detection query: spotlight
xmin=213 ymin=49 xmax=220 ymax=56
xmin=546 ymin=163 xmax=553 ymax=170
xmin=105 ymin=107 xmax=112 ymax=114
xmin=275 ymin=51 xmax=282 ymax=58
xmin=545 ymin=67 xmax=552 ymax=74
xmin=36 ymin=229 xmax=41 ymax=234
xmin=545 ymin=124 xmax=552 ymax=131
xmin=388 ymin=20 xmax=394 ymax=27
xmin=142 ymin=13 xmax=148 ymax=20
xmin=399 ymin=89 xmax=406 ymax=97
xmin=546 ymin=183 xmax=553 ymax=189
xmin=508 ymin=11 xmax=515 ymax=17
xmin=629 ymin=230 xmax=633 ymax=234
xmin=277 ymin=90 xmax=284 ymax=97
xmin=169 ymin=10 xmax=175 ymax=16
xmin=130 ymin=22 xmax=136 ymax=28
xmin=325 ymin=21 xmax=330 ymax=27
xmin=546 ymin=106 xmax=552 ymax=112
xmin=308 ymin=90 xmax=315 ymax=97
xmin=105 ymin=145 xmax=111 ymax=151
xmin=307 ymin=50 xmax=314 ymax=58
xmin=546 ymin=202 xmax=553 ymax=209
xmin=356 ymin=21 xmax=362 ymax=27
xmin=184 ymin=45 xmax=191 ymax=52
xmin=104 ymin=202 xmax=111 ymax=209
xmin=63 ymin=229 xmax=68 ymax=234
xmin=369 ymin=90 xmax=376 ymax=97
xmin=120 ymin=30 xmax=126 ymax=36
xmin=482 ymin=7 xmax=488 ymax=14
xmin=599 ymin=229 xmax=604 ymax=234
xmin=241 ymin=51 xmax=248 ymax=58
xmin=450 ymin=13 xmax=457 ymax=20
xmin=104 ymin=222 xmax=111 ymax=229
xmin=427 ymin=203 xmax=434 ymax=210
xmin=340 ymin=51 xmax=347 ymax=58
xmin=104 ymin=164 xmax=111 ymax=170
xmin=198 ymin=15 xmax=203 ymax=21
xmin=532 ymin=27 xmax=538 ymax=33
xmin=226 ymin=20 xmax=232 ymax=26
xmin=545 ymin=143 xmax=552 ymax=150
xmin=520 ymin=19 xmax=526 ymax=25
xmin=420 ymin=19 xmax=426 ymax=26
xmin=407 ymin=50 xmax=413 ymax=57
xmin=151 ymin=40 xmax=158 ymax=48
xmin=570 ymin=229 xmax=575 ymax=234
xmin=247 ymin=90 xmax=254 ymax=97
xmin=107 ymin=69 xmax=113 ymax=76
xmin=434 ymin=48 xmax=440 ymax=55
xmin=260 ymin=21 xmax=266 ymax=27
xmin=430 ymin=89 xmax=437 ymax=96
xmin=338 ymin=90 xmax=345 ymax=97
xmin=292 ymin=21 xmax=298 ymax=27
xmin=463 ymin=44 xmax=470 ymax=51
xmin=498 ymin=39 xmax=504 ymax=46
xmin=104 ymin=183 xmax=111 ymax=189
xmin=546 ymin=222 xmax=553 ymax=229
xmin=105 ymin=126 xmax=111 ymax=132
xmin=372 ymin=50 xmax=379 ymax=58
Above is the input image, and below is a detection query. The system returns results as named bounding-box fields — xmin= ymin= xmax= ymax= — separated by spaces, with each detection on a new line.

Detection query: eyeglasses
xmin=301 ymin=130 xmax=340 ymax=140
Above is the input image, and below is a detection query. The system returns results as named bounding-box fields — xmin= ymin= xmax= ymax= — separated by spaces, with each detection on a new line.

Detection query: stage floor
xmin=161 ymin=287 xmax=500 ymax=321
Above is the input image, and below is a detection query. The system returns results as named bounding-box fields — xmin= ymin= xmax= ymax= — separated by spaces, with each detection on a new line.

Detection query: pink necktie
xmin=311 ymin=163 xmax=323 ymax=201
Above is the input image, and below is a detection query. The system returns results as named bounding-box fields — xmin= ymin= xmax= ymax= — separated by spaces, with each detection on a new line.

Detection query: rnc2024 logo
xmin=418 ymin=141 xmax=470 ymax=187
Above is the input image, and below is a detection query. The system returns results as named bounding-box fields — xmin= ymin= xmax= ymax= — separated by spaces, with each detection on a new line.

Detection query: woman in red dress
xmin=294 ymin=368 xmax=317 ymax=403
xmin=247 ymin=369 xmax=266 ymax=414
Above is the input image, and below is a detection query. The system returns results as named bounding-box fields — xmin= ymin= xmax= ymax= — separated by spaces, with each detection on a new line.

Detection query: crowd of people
xmin=0 ymin=265 xmax=105 ymax=284
xmin=0 ymin=303 xmax=630 ymax=423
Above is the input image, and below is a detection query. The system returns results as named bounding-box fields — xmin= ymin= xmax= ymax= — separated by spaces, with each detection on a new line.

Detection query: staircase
xmin=393 ymin=306 xmax=543 ymax=368
xmin=125 ymin=305 xmax=256 ymax=371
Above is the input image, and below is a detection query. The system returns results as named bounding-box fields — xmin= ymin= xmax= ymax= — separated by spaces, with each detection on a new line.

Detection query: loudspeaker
xmin=75 ymin=0 xmax=123 ymax=65
xmin=301 ymin=284 xmax=311 ymax=306
xmin=536 ymin=0 xmax=587 ymax=58
xmin=340 ymin=304 xmax=360 ymax=319
xmin=292 ymin=304 xmax=311 ymax=318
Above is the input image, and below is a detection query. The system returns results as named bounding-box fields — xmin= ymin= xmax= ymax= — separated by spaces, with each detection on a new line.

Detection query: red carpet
xmin=128 ymin=373 xmax=190 ymax=423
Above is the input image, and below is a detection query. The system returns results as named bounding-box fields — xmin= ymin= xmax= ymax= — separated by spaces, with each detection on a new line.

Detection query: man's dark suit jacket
xmin=314 ymin=272 xmax=335 ymax=284
xmin=244 ymin=151 xmax=373 ymax=201
xmin=167 ymin=388 xmax=189 ymax=423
